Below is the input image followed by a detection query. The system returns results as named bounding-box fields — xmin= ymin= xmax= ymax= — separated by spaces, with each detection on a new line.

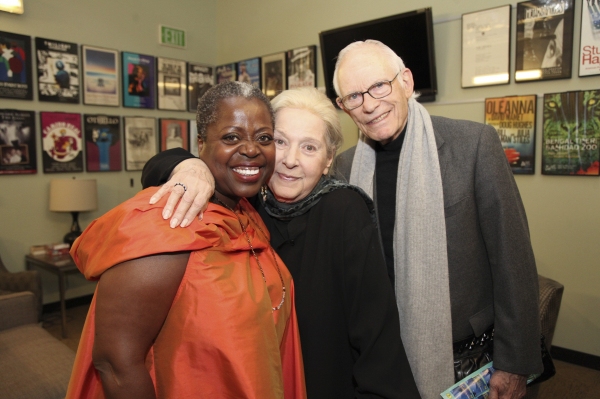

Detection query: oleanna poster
xmin=0 ymin=109 xmax=36 ymax=174
xmin=36 ymin=37 xmax=80 ymax=103
xmin=40 ymin=112 xmax=83 ymax=173
xmin=84 ymin=114 xmax=122 ymax=172
xmin=0 ymin=31 xmax=33 ymax=100
xmin=485 ymin=95 xmax=537 ymax=174
xmin=542 ymin=90 xmax=600 ymax=175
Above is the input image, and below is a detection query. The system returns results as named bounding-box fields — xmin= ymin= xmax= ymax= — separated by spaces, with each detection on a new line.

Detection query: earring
xmin=261 ymin=186 xmax=267 ymax=202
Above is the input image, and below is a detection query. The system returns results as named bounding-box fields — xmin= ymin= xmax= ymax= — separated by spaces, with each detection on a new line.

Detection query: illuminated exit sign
xmin=160 ymin=25 xmax=186 ymax=48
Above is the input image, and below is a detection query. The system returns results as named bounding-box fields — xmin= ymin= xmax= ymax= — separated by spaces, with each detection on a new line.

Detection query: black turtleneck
xmin=375 ymin=125 xmax=407 ymax=284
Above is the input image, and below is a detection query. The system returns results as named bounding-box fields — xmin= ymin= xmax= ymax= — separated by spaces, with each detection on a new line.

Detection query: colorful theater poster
xmin=36 ymin=37 xmax=79 ymax=103
xmin=40 ymin=112 xmax=83 ymax=173
xmin=122 ymin=51 xmax=155 ymax=109
xmin=84 ymin=114 xmax=122 ymax=172
xmin=0 ymin=31 xmax=33 ymax=100
xmin=82 ymin=45 xmax=119 ymax=106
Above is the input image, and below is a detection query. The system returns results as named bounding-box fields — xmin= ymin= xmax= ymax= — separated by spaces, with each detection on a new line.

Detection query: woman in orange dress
xmin=66 ymin=81 xmax=306 ymax=399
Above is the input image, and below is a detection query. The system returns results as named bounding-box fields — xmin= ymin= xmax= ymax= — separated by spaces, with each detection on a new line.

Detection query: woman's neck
xmin=212 ymin=192 xmax=239 ymax=210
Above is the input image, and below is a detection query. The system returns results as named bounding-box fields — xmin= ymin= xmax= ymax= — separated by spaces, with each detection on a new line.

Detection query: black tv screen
xmin=319 ymin=8 xmax=437 ymax=104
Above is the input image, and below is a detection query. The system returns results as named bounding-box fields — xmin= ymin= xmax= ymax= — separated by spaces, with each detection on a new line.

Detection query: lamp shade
xmin=0 ymin=0 xmax=24 ymax=14
xmin=49 ymin=179 xmax=98 ymax=212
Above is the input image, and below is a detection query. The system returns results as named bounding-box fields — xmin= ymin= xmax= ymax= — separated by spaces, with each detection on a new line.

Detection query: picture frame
xmin=515 ymin=0 xmax=575 ymax=82
xmin=36 ymin=37 xmax=79 ymax=103
xmin=123 ymin=116 xmax=157 ymax=171
xmin=40 ymin=111 xmax=83 ymax=173
xmin=484 ymin=95 xmax=537 ymax=174
xmin=462 ymin=5 xmax=511 ymax=88
xmin=579 ymin=0 xmax=600 ymax=77
xmin=188 ymin=63 xmax=213 ymax=113
xmin=216 ymin=63 xmax=237 ymax=84
xmin=237 ymin=57 xmax=261 ymax=89
xmin=81 ymin=45 xmax=119 ymax=106
xmin=159 ymin=118 xmax=189 ymax=151
xmin=122 ymin=51 xmax=155 ymax=109
xmin=0 ymin=109 xmax=36 ymax=174
xmin=261 ymin=52 xmax=285 ymax=99
xmin=156 ymin=57 xmax=187 ymax=111
xmin=83 ymin=114 xmax=122 ymax=172
xmin=286 ymin=45 xmax=317 ymax=89
xmin=189 ymin=119 xmax=199 ymax=157
xmin=0 ymin=31 xmax=34 ymax=101
xmin=542 ymin=90 xmax=600 ymax=175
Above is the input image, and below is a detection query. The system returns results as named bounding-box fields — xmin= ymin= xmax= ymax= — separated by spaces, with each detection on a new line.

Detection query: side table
xmin=25 ymin=254 xmax=81 ymax=338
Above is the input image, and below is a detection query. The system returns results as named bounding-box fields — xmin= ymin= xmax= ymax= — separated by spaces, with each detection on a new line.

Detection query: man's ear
xmin=400 ymin=68 xmax=415 ymax=98
xmin=197 ymin=138 xmax=204 ymax=154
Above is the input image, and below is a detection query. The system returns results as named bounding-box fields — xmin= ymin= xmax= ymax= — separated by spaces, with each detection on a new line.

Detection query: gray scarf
xmin=349 ymin=98 xmax=454 ymax=399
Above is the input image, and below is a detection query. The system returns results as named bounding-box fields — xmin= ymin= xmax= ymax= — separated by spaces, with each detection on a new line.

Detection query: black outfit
xmin=141 ymin=148 xmax=421 ymax=399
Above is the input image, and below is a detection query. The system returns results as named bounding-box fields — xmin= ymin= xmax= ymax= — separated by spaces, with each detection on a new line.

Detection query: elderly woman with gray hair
xmin=142 ymin=87 xmax=420 ymax=399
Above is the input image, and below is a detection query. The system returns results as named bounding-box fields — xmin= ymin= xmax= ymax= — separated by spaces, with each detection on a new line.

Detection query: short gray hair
xmin=196 ymin=81 xmax=274 ymax=140
xmin=332 ymin=40 xmax=419 ymax=100
xmin=271 ymin=88 xmax=343 ymax=160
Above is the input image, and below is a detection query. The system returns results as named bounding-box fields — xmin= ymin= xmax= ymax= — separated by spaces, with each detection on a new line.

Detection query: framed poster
xmin=35 ymin=37 xmax=79 ymax=103
xmin=216 ymin=63 xmax=237 ymax=84
xmin=189 ymin=120 xmax=199 ymax=157
xmin=237 ymin=58 xmax=261 ymax=88
xmin=462 ymin=5 xmax=511 ymax=88
xmin=515 ymin=0 xmax=575 ymax=82
xmin=122 ymin=51 xmax=155 ymax=109
xmin=159 ymin=118 xmax=189 ymax=151
xmin=485 ymin=95 xmax=537 ymax=174
xmin=40 ymin=112 xmax=83 ymax=173
xmin=124 ymin=116 xmax=157 ymax=171
xmin=157 ymin=57 xmax=186 ymax=111
xmin=188 ymin=63 xmax=213 ymax=112
xmin=81 ymin=45 xmax=119 ymax=106
xmin=261 ymin=52 xmax=285 ymax=99
xmin=542 ymin=90 xmax=600 ymax=175
xmin=579 ymin=0 xmax=600 ymax=76
xmin=286 ymin=45 xmax=316 ymax=89
xmin=0 ymin=31 xmax=33 ymax=100
xmin=83 ymin=114 xmax=122 ymax=172
xmin=0 ymin=109 xmax=36 ymax=174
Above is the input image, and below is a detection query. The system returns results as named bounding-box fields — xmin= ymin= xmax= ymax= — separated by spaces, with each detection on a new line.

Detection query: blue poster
xmin=237 ymin=58 xmax=260 ymax=89
xmin=122 ymin=51 xmax=155 ymax=109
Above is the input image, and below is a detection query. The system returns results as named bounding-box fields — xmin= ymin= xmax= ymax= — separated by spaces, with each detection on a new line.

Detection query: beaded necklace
xmin=212 ymin=196 xmax=286 ymax=311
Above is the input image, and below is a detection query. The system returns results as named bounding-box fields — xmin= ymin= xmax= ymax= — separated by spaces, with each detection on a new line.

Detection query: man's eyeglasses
xmin=337 ymin=72 xmax=400 ymax=111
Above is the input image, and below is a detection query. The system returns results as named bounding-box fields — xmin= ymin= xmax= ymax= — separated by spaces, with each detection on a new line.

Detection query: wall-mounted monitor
xmin=319 ymin=8 xmax=438 ymax=104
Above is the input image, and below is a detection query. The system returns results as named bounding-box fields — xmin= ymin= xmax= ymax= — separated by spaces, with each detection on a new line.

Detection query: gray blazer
xmin=335 ymin=115 xmax=543 ymax=375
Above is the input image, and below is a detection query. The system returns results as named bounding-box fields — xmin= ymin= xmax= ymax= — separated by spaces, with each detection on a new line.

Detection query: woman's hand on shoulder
xmin=149 ymin=158 xmax=215 ymax=228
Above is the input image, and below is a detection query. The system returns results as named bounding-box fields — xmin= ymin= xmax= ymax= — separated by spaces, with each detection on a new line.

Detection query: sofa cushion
xmin=0 ymin=324 xmax=75 ymax=399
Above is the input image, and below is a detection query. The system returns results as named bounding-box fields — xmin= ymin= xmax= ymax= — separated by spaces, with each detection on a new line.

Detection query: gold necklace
xmin=212 ymin=196 xmax=286 ymax=311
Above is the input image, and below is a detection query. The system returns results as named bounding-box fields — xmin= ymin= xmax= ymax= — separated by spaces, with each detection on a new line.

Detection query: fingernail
xmin=199 ymin=212 xmax=203 ymax=221
xmin=182 ymin=219 xmax=189 ymax=227
xmin=149 ymin=196 xmax=158 ymax=204
xmin=163 ymin=209 xmax=171 ymax=219
xmin=170 ymin=218 xmax=179 ymax=228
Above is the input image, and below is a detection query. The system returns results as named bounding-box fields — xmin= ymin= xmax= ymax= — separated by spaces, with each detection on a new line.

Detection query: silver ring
xmin=174 ymin=182 xmax=187 ymax=192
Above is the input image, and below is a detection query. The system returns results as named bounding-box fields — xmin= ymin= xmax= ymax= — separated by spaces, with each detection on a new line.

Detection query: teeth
xmin=370 ymin=112 xmax=388 ymax=124
xmin=233 ymin=167 xmax=259 ymax=176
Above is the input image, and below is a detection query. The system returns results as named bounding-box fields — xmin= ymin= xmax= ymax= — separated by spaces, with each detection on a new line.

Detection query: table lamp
xmin=49 ymin=178 xmax=98 ymax=246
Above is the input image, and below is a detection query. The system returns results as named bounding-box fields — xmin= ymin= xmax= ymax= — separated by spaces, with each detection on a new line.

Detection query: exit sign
xmin=160 ymin=25 xmax=186 ymax=48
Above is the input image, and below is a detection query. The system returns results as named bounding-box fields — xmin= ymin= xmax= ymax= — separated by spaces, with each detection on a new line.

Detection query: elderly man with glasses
xmin=333 ymin=40 xmax=542 ymax=399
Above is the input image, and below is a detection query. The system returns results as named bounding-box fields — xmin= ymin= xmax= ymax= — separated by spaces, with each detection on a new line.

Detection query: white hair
xmin=332 ymin=40 xmax=419 ymax=100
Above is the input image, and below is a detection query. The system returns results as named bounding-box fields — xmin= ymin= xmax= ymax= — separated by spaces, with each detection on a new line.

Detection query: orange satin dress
xmin=65 ymin=187 xmax=306 ymax=399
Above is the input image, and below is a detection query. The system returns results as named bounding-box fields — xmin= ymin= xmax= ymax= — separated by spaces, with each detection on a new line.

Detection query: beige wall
xmin=1 ymin=0 xmax=598 ymax=357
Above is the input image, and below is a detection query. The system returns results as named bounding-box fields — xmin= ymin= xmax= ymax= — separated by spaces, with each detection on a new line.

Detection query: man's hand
xmin=489 ymin=370 xmax=527 ymax=399
xmin=149 ymin=158 xmax=215 ymax=228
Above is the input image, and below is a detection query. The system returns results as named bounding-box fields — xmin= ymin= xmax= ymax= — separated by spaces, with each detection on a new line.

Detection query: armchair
xmin=0 ymin=254 xmax=43 ymax=320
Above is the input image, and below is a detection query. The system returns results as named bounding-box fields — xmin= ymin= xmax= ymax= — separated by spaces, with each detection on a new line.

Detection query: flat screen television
xmin=319 ymin=8 xmax=437 ymax=104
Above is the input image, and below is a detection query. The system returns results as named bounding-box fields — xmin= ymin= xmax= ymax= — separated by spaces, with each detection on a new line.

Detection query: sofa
xmin=0 ymin=291 xmax=75 ymax=399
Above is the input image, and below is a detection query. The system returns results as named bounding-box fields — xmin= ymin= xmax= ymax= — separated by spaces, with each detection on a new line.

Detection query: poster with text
xmin=515 ymin=0 xmax=574 ymax=82
xmin=579 ymin=0 xmax=600 ymax=76
xmin=40 ymin=112 xmax=83 ymax=173
xmin=122 ymin=51 xmax=155 ymax=109
xmin=485 ymin=95 xmax=537 ymax=174
xmin=0 ymin=109 xmax=36 ymax=174
xmin=36 ymin=37 xmax=79 ymax=103
xmin=188 ymin=63 xmax=213 ymax=112
xmin=216 ymin=63 xmax=236 ymax=84
xmin=82 ymin=45 xmax=119 ymax=106
xmin=84 ymin=114 xmax=121 ymax=172
xmin=542 ymin=90 xmax=600 ymax=175
xmin=189 ymin=120 xmax=199 ymax=157
xmin=160 ymin=118 xmax=188 ymax=151
xmin=124 ymin=116 xmax=156 ymax=171
xmin=287 ymin=46 xmax=316 ymax=89
xmin=157 ymin=57 xmax=186 ymax=111
xmin=237 ymin=58 xmax=260 ymax=89
xmin=0 ymin=31 xmax=33 ymax=100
